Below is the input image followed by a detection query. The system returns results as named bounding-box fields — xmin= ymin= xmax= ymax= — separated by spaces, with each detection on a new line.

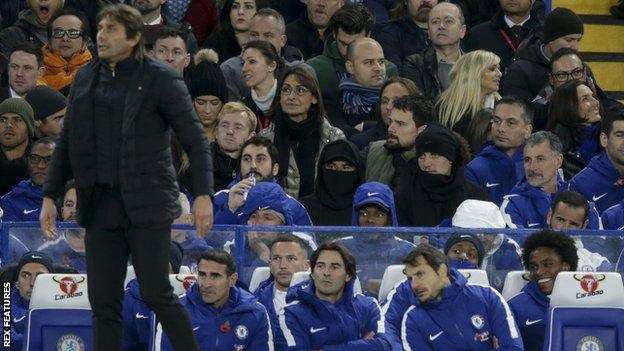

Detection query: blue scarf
xmin=339 ymin=76 xmax=380 ymax=116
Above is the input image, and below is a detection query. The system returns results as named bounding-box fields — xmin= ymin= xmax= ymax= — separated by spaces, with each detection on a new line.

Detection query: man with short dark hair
xmin=508 ymin=229 xmax=578 ymax=351
xmin=501 ymin=131 xmax=565 ymax=228
xmin=25 ymin=85 xmax=67 ymax=138
xmin=280 ymin=242 xmax=390 ymax=350
xmin=159 ymin=250 xmax=274 ymax=350
xmin=0 ymin=98 xmax=35 ymax=196
xmin=466 ymin=97 xmax=533 ymax=205
xmin=150 ymin=26 xmax=191 ymax=76
xmin=400 ymin=244 xmax=523 ymax=350
xmin=1 ymin=42 xmax=44 ymax=99
xmin=286 ymin=0 xmax=344 ymax=60
xmin=0 ymin=0 xmax=64 ymax=55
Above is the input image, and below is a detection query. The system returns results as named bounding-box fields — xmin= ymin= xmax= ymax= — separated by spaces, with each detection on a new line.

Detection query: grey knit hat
xmin=0 ymin=98 xmax=35 ymax=138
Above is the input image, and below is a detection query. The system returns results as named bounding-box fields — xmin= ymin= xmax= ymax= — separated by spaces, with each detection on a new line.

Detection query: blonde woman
xmin=436 ymin=50 xmax=502 ymax=139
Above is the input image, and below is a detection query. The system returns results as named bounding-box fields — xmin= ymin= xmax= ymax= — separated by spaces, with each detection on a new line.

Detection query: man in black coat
xmin=40 ymin=5 xmax=213 ymax=351
xmin=285 ymin=0 xmax=343 ymax=60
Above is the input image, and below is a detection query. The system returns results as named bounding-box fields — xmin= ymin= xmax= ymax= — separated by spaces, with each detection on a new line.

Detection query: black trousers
xmin=84 ymin=186 xmax=198 ymax=351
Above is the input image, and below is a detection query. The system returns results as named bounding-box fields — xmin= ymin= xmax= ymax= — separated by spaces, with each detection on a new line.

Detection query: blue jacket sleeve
xmin=500 ymin=196 xmax=525 ymax=228
xmin=402 ymin=306 xmax=433 ymax=351
xmin=279 ymin=304 xmax=312 ymax=351
xmin=485 ymin=287 xmax=524 ymax=351
xmin=1 ymin=195 xmax=20 ymax=221
xmin=122 ymin=293 xmax=141 ymax=350
xmin=248 ymin=304 xmax=274 ymax=351
xmin=213 ymin=190 xmax=241 ymax=225
xmin=377 ymin=281 xmax=410 ymax=351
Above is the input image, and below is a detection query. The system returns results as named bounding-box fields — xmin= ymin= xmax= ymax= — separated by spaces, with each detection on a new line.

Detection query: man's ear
xmin=345 ymin=60 xmax=354 ymax=75
xmin=272 ymin=162 xmax=279 ymax=177
xmin=229 ymin=272 xmax=239 ymax=287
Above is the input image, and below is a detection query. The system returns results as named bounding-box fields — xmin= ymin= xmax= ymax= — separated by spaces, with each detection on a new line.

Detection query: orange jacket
xmin=42 ymin=45 xmax=93 ymax=91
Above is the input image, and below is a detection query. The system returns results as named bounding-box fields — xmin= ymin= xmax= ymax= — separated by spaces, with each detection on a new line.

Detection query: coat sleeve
xmin=399 ymin=56 xmax=426 ymax=96
xmin=279 ymin=303 xmax=311 ymax=351
xmin=401 ymin=306 xmax=433 ymax=351
xmin=0 ymin=195 xmax=19 ymax=221
xmin=248 ymin=304 xmax=275 ymax=351
xmin=212 ymin=190 xmax=241 ymax=224
xmin=485 ymin=287 xmax=524 ymax=351
xmin=377 ymin=282 xmax=410 ymax=351
xmin=500 ymin=196 xmax=524 ymax=228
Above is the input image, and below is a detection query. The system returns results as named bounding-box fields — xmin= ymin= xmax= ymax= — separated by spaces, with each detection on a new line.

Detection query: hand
xmin=192 ymin=195 xmax=213 ymax=237
xmin=363 ymin=331 xmax=375 ymax=340
xmin=493 ymin=336 xmax=499 ymax=349
xmin=40 ymin=197 xmax=58 ymax=240
xmin=227 ymin=178 xmax=255 ymax=213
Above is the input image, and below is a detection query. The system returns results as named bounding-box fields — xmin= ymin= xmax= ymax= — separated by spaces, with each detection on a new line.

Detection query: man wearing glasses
xmin=2 ymin=136 xmax=55 ymax=221
xmin=41 ymin=10 xmax=93 ymax=95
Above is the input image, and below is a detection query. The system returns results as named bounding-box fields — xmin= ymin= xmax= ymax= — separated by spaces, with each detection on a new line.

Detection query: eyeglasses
xmin=280 ymin=85 xmax=310 ymax=96
xmin=28 ymin=154 xmax=52 ymax=165
xmin=154 ymin=48 xmax=187 ymax=58
xmin=52 ymin=28 xmax=83 ymax=39
xmin=551 ymin=68 xmax=585 ymax=82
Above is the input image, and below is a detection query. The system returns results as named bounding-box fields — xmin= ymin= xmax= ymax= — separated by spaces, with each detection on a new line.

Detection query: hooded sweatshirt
xmin=500 ymin=177 xmax=567 ymax=229
xmin=10 ymin=285 xmax=29 ymax=351
xmin=1 ymin=179 xmax=44 ymax=221
xmin=569 ymin=151 xmax=624 ymax=214
xmin=508 ymin=280 xmax=549 ymax=351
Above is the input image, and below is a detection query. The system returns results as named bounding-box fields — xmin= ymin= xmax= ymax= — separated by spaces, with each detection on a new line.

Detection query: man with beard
xmin=0 ymin=0 xmax=64 ymax=55
xmin=0 ymin=98 xmax=36 ymax=196
xmin=130 ymin=0 xmax=197 ymax=52
xmin=365 ymin=95 xmax=434 ymax=191
xmin=374 ymin=0 xmax=437 ymax=66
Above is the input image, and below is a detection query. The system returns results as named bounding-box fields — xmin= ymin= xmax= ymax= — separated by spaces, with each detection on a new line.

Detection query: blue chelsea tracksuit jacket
xmin=508 ymin=280 xmax=549 ymax=351
xmin=569 ymin=151 xmax=624 ymax=214
xmin=1 ymin=179 xmax=44 ymax=221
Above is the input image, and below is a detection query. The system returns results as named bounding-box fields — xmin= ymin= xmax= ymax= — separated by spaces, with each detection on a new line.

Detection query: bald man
xmin=345 ymin=37 xmax=387 ymax=89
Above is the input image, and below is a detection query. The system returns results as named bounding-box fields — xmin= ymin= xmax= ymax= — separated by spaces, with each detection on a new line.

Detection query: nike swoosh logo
xmin=592 ymin=193 xmax=607 ymax=202
xmin=485 ymin=182 xmax=499 ymax=188
xmin=527 ymin=223 xmax=540 ymax=227
xmin=23 ymin=209 xmax=38 ymax=214
xmin=193 ymin=326 xmax=200 ymax=331
xmin=525 ymin=319 xmax=541 ymax=325
xmin=13 ymin=316 xmax=25 ymax=323
xmin=366 ymin=192 xmax=379 ymax=197
xmin=135 ymin=313 xmax=149 ymax=319
xmin=31 ymin=255 xmax=42 ymax=259
xmin=310 ymin=327 xmax=326 ymax=333
xmin=429 ymin=331 xmax=443 ymax=341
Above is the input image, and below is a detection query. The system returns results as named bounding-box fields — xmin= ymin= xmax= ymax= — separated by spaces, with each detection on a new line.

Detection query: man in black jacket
xmin=285 ymin=0 xmax=344 ymax=60
xmin=39 ymin=5 xmax=213 ymax=351
xmin=0 ymin=0 xmax=64 ymax=55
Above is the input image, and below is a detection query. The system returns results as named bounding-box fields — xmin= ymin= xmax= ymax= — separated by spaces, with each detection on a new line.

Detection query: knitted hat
xmin=15 ymin=251 xmax=54 ymax=282
xmin=415 ymin=122 xmax=459 ymax=162
xmin=25 ymin=86 xmax=67 ymax=121
xmin=444 ymin=232 xmax=485 ymax=267
xmin=169 ymin=241 xmax=184 ymax=274
xmin=189 ymin=49 xmax=228 ymax=102
xmin=0 ymin=98 xmax=35 ymax=138
xmin=543 ymin=8 xmax=584 ymax=44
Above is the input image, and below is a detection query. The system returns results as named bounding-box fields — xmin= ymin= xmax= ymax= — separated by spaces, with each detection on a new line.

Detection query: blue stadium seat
xmin=24 ymin=274 xmax=92 ymax=351
xmin=544 ymin=272 xmax=624 ymax=351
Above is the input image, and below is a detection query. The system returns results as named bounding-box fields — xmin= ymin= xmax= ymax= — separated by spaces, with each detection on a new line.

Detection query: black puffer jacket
xmin=501 ymin=42 xmax=550 ymax=102
xmin=401 ymin=46 xmax=443 ymax=100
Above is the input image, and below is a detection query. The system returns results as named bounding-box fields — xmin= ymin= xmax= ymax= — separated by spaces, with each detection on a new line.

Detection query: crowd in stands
xmin=1 ymin=0 xmax=624 ymax=350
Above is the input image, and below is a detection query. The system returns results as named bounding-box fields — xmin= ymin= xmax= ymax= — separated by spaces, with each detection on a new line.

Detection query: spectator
xmin=0 ymin=1 xmax=29 ymax=30
xmin=2 ymin=137 xmax=55 ymax=220
xmin=464 ymin=107 xmax=494 ymax=155
xmin=547 ymin=80 xmax=602 ymax=180
xmin=436 ymin=50 xmax=502 ymax=140
xmin=41 ymin=10 xmax=93 ymax=95
xmin=279 ymin=242 xmax=390 ymax=350
xmin=9 ymin=251 xmax=54 ymax=351
xmin=443 ymin=232 xmax=485 ymax=269
xmin=463 ymin=0 xmax=542 ymax=73
xmin=569 ymin=109 xmax=624 ymax=214
xmin=1 ymin=42 xmax=45 ymax=99
xmin=547 ymin=190 xmax=614 ymax=271
xmin=150 ymin=26 xmax=191 ymax=76
xmin=337 ymin=38 xmax=386 ymax=136
xmin=365 ymin=95 xmax=434 ymax=187
xmin=339 ymin=181 xmax=415 ymax=296
xmin=240 ymin=40 xmax=281 ymax=131
xmin=508 ymin=229 xmax=578 ymax=351
xmin=203 ymin=0 xmax=266 ymax=64
xmin=159 ymin=250 xmax=273 ymax=350
xmin=300 ymin=139 xmax=363 ymax=226
xmin=0 ymin=0 xmax=64 ymax=55
xmin=187 ymin=49 xmax=228 ymax=143
xmin=612 ymin=0 xmax=624 ymax=19
xmin=400 ymin=244 xmax=523 ymax=350
xmin=122 ymin=241 xmax=184 ymax=351
xmin=350 ymin=77 xmax=420 ymax=150
xmin=466 ymin=97 xmax=533 ymax=205
xmin=254 ymin=234 xmax=310 ymax=349
xmin=307 ymin=4 xmax=397 ymax=138
xmin=285 ymin=0 xmax=344 ymax=60
xmin=502 ymin=7 xmax=583 ymax=102
xmin=0 ymin=98 xmax=35 ymax=196
xmin=374 ymin=0 xmax=435 ymax=67
xmin=401 ymin=2 xmax=465 ymax=100
xmin=501 ymin=131 xmax=565 ymax=228
xmin=163 ymin=0 xmax=218 ymax=47
xmin=25 ymin=85 xmax=67 ymax=139
xmin=221 ymin=9 xmax=306 ymax=102
xmin=394 ymin=123 xmax=488 ymax=226
xmin=260 ymin=66 xmax=345 ymax=198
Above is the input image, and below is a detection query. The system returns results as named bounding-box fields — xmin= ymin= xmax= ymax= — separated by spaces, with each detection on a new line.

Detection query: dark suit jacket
xmin=44 ymin=57 xmax=213 ymax=227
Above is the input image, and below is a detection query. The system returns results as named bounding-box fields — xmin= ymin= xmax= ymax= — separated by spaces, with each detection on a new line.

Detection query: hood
xmin=282 ymin=45 xmax=304 ymax=63
xmin=237 ymin=182 xmax=294 ymax=225
xmin=477 ymin=142 xmax=523 ymax=162
xmin=522 ymin=280 xmax=550 ymax=307
xmin=18 ymin=9 xmax=45 ymax=29
xmin=509 ymin=177 xmax=564 ymax=199
xmin=322 ymin=40 xmax=344 ymax=61
xmin=315 ymin=139 xmax=364 ymax=209
xmin=587 ymin=151 xmax=620 ymax=179
xmin=422 ymin=268 xmax=467 ymax=308
xmin=186 ymin=283 xmax=259 ymax=315
xmin=286 ymin=276 xmax=357 ymax=307
xmin=514 ymin=42 xmax=550 ymax=68
xmin=351 ymin=181 xmax=398 ymax=226
xmin=10 ymin=180 xmax=43 ymax=199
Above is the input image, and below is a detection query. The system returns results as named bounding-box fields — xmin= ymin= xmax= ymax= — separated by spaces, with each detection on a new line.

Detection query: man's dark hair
xmin=329 ymin=4 xmax=374 ymax=37
xmin=10 ymin=42 xmax=43 ymax=67
xmin=403 ymin=243 xmax=448 ymax=273
xmin=551 ymin=190 xmax=590 ymax=221
xmin=30 ymin=136 xmax=57 ymax=152
xmin=47 ymin=10 xmax=91 ymax=41
xmin=269 ymin=234 xmax=308 ymax=258
xmin=238 ymin=135 xmax=279 ymax=170
xmin=522 ymin=229 xmax=579 ymax=271
xmin=153 ymin=26 xmax=189 ymax=51
xmin=550 ymin=47 xmax=582 ymax=69
xmin=601 ymin=105 xmax=624 ymax=136
xmin=392 ymin=95 xmax=435 ymax=128
xmin=197 ymin=250 xmax=237 ymax=276
xmin=494 ymin=96 xmax=533 ymax=124
xmin=310 ymin=242 xmax=357 ymax=278
xmin=96 ymin=4 xmax=145 ymax=60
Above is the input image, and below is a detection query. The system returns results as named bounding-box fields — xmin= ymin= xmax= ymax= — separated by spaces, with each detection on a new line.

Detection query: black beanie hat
xmin=544 ymin=8 xmax=584 ymax=44
xmin=444 ymin=232 xmax=485 ymax=267
xmin=25 ymin=86 xmax=67 ymax=121
xmin=169 ymin=241 xmax=184 ymax=274
xmin=415 ymin=122 xmax=459 ymax=163
xmin=189 ymin=60 xmax=229 ymax=102
xmin=15 ymin=251 xmax=54 ymax=282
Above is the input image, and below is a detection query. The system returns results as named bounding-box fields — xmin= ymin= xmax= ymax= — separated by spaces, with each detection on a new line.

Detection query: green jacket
xmin=365 ymin=140 xmax=395 ymax=185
